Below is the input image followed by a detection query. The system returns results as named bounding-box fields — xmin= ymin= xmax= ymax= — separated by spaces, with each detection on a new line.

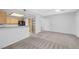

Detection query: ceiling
xmin=3 ymin=9 xmax=35 ymax=18
xmin=28 ymin=9 xmax=77 ymax=16
xmin=3 ymin=9 xmax=78 ymax=17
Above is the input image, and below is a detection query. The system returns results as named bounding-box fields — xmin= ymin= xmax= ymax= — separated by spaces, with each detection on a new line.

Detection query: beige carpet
xmin=3 ymin=31 xmax=79 ymax=49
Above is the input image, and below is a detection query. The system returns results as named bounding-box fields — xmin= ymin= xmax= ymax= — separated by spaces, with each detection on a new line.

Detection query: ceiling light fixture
xmin=55 ymin=9 xmax=61 ymax=12
xmin=10 ymin=13 xmax=24 ymax=17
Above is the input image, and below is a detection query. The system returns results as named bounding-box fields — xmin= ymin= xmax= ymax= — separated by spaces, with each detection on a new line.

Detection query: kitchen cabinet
xmin=0 ymin=10 xmax=7 ymax=24
xmin=6 ymin=17 xmax=18 ymax=24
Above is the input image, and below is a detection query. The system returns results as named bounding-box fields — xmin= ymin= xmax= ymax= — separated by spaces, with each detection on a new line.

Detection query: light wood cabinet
xmin=6 ymin=17 xmax=18 ymax=24
xmin=28 ymin=18 xmax=35 ymax=33
xmin=0 ymin=10 xmax=18 ymax=25
xmin=0 ymin=10 xmax=7 ymax=24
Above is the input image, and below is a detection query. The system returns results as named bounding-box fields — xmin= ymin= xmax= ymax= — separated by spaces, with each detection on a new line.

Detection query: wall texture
xmin=41 ymin=12 xmax=76 ymax=34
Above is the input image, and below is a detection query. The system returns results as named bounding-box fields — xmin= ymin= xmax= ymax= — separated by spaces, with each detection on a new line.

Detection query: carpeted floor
xmin=3 ymin=31 xmax=79 ymax=49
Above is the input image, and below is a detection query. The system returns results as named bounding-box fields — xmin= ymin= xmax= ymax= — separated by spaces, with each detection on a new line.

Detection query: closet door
xmin=28 ymin=18 xmax=36 ymax=33
xmin=28 ymin=18 xmax=32 ymax=32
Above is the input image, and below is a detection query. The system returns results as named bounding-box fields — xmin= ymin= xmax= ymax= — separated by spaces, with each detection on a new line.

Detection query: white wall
xmin=0 ymin=27 xmax=30 ymax=48
xmin=35 ymin=15 xmax=53 ymax=33
xmin=35 ymin=16 xmax=41 ymax=33
xmin=34 ymin=11 xmax=79 ymax=38
xmin=41 ymin=12 xmax=76 ymax=34
xmin=26 ymin=11 xmax=79 ymax=38
xmin=76 ymin=11 xmax=79 ymax=37
xmin=35 ymin=16 xmax=45 ymax=33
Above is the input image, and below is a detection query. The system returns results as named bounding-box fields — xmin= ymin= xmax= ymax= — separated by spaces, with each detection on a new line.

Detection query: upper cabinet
xmin=0 ymin=10 xmax=7 ymax=24
xmin=6 ymin=17 xmax=18 ymax=24
xmin=0 ymin=10 xmax=18 ymax=25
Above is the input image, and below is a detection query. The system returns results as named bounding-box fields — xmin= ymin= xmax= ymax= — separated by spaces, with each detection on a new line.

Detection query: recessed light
xmin=55 ymin=9 xmax=61 ymax=12
xmin=10 ymin=13 xmax=24 ymax=17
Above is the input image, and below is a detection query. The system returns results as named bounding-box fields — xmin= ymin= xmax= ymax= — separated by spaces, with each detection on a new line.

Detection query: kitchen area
xmin=0 ymin=9 xmax=35 ymax=48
